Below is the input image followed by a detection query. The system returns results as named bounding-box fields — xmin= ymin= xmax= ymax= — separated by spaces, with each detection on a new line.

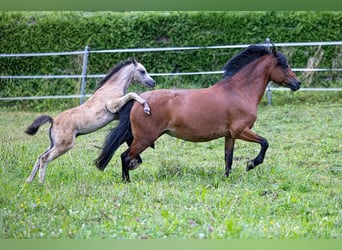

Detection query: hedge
xmin=0 ymin=11 xmax=341 ymax=110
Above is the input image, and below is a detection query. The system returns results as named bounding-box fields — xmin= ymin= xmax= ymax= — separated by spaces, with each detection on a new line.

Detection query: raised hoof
xmin=246 ymin=160 xmax=255 ymax=171
xmin=128 ymin=158 xmax=140 ymax=170
xmin=143 ymin=107 xmax=151 ymax=115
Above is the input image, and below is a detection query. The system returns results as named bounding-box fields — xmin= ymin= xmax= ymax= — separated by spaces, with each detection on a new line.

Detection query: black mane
xmin=223 ymin=45 xmax=278 ymax=79
xmin=94 ymin=58 xmax=136 ymax=91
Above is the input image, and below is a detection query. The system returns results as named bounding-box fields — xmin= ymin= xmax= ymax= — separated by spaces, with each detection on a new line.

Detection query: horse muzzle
xmin=147 ymin=79 xmax=156 ymax=88
xmin=289 ymin=80 xmax=301 ymax=91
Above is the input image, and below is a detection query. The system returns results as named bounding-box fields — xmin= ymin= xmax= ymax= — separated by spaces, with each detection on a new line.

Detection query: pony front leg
xmin=237 ymin=128 xmax=269 ymax=171
xmin=224 ymin=136 xmax=235 ymax=177
xmin=107 ymin=93 xmax=151 ymax=115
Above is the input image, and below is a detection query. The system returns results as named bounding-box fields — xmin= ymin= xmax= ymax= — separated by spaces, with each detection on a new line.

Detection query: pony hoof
xmin=246 ymin=161 xmax=255 ymax=171
xmin=143 ymin=107 xmax=151 ymax=115
xmin=224 ymin=170 xmax=231 ymax=178
xmin=128 ymin=158 xmax=140 ymax=170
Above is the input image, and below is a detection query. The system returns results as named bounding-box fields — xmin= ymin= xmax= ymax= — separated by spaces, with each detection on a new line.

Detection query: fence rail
xmin=1 ymin=39 xmax=342 ymax=104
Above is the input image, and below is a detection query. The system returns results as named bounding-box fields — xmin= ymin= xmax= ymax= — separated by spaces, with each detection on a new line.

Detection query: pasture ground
xmin=0 ymin=92 xmax=341 ymax=239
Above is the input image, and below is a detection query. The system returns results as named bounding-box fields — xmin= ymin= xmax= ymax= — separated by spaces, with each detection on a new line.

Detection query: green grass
xmin=0 ymin=93 xmax=341 ymax=239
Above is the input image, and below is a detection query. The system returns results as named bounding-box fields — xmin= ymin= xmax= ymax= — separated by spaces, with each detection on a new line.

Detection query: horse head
xmin=132 ymin=59 xmax=156 ymax=88
xmin=269 ymin=47 xmax=301 ymax=91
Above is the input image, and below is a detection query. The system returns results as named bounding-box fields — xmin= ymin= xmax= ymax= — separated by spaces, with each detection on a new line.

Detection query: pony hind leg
xmin=125 ymin=138 xmax=142 ymax=170
xmin=121 ymin=140 xmax=155 ymax=182
xmin=121 ymin=149 xmax=143 ymax=182
xmin=27 ymin=133 xmax=75 ymax=183
xmin=26 ymin=149 xmax=48 ymax=183
xmin=237 ymin=128 xmax=269 ymax=171
xmin=121 ymin=150 xmax=131 ymax=182
xmin=37 ymin=144 xmax=73 ymax=183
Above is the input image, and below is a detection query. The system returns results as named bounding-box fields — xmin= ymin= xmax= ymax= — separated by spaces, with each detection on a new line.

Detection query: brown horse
xmin=25 ymin=58 xmax=155 ymax=183
xmin=96 ymin=45 xmax=301 ymax=182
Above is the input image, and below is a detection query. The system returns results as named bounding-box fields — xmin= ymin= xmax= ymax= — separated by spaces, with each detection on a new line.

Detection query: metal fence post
xmin=80 ymin=45 xmax=89 ymax=104
xmin=265 ymin=38 xmax=272 ymax=105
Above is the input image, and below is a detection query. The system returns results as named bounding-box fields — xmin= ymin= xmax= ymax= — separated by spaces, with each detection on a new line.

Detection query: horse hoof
xmin=224 ymin=170 xmax=231 ymax=178
xmin=143 ymin=108 xmax=151 ymax=115
xmin=128 ymin=158 xmax=140 ymax=170
xmin=246 ymin=161 xmax=255 ymax=171
xmin=122 ymin=178 xmax=131 ymax=183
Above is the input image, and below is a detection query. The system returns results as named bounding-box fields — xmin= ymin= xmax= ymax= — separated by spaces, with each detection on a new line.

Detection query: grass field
xmin=0 ymin=92 xmax=341 ymax=239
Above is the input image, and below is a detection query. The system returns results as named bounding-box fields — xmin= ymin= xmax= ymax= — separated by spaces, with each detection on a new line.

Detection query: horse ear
xmin=271 ymin=43 xmax=277 ymax=57
xmin=131 ymin=57 xmax=137 ymax=65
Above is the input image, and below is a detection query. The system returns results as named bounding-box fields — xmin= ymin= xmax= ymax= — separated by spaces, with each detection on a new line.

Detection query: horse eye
xmin=139 ymin=70 xmax=146 ymax=75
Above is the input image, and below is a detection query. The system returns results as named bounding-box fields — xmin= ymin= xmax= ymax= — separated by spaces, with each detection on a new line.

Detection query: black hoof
xmin=246 ymin=160 xmax=255 ymax=171
xmin=224 ymin=170 xmax=231 ymax=178
xmin=122 ymin=177 xmax=131 ymax=183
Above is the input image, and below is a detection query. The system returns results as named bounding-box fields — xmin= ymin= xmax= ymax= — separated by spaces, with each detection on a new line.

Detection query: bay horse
xmin=96 ymin=45 xmax=301 ymax=182
xmin=25 ymin=58 xmax=156 ymax=183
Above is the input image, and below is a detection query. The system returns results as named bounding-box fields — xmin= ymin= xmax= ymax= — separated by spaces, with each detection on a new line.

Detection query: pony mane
xmin=94 ymin=58 xmax=136 ymax=91
xmin=223 ymin=45 xmax=273 ymax=79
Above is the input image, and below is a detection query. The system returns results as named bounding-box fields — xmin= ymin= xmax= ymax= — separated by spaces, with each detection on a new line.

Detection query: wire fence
xmin=1 ymin=39 xmax=342 ymax=104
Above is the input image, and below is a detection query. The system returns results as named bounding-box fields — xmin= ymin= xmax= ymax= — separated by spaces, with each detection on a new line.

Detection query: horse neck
xmin=228 ymin=56 xmax=274 ymax=105
xmin=102 ymin=65 xmax=135 ymax=94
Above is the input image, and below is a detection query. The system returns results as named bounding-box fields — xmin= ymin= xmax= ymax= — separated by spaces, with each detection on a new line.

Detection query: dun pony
xmin=25 ymin=58 xmax=155 ymax=183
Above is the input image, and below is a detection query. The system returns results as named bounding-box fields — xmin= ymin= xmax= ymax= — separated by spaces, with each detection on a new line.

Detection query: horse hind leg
xmin=26 ymin=131 xmax=55 ymax=183
xmin=125 ymin=138 xmax=143 ymax=170
xmin=26 ymin=153 xmax=45 ymax=183
xmin=120 ymin=150 xmax=143 ymax=182
xmin=121 ymin=141 xmax=153 ymax=182
xmin=27 ymin=138 xmax=74 ymax=183
xmin=121 ymin=150 xmax=131 ymax=182
xmin=26 ymin=147 xmax=55 ymax=183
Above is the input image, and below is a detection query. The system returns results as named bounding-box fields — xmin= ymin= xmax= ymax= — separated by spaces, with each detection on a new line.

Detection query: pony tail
xmin=95 ymin=100 xmax=134 ymax=170
xmin=25 ymin=115 xmax=53 ymax=135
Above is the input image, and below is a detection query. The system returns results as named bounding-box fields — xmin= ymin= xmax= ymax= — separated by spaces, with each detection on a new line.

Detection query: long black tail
xmin=95 ymin=100 xmax=134 ymax=170
xmin=25 ymin=115 xmax=53 ymax=135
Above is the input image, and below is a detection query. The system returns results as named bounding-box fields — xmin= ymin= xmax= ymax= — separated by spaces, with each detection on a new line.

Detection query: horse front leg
xmin=224 ymin=136 xmax=235 ymax=177
xmin=107 ymin=93 xmax=151 ymax=115
xmin=237 ymin=128 xmax=269 ymax=171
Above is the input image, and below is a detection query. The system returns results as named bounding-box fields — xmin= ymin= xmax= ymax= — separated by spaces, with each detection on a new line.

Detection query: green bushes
xmin=0 ymin=11 xmax=341 ymax=110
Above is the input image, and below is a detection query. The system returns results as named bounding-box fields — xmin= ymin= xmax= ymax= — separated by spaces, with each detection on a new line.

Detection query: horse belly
xmin=76 ymin=112 xmax=118 ymax=135
xmin=166 ymin=114 xmax=229 ymax=142
xmin=167 ymin=129 xmax=226 ymax=142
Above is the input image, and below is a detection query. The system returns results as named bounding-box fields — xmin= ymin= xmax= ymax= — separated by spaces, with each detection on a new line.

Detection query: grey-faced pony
xmin=25 ymin=58 xmax=156 ymax=183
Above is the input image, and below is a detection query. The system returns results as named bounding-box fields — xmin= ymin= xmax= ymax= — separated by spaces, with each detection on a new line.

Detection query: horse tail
xmin=25 ymin=115 xmax=53 ymax=135
xmin=96 ymin=100 xmax=134 ymax=171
